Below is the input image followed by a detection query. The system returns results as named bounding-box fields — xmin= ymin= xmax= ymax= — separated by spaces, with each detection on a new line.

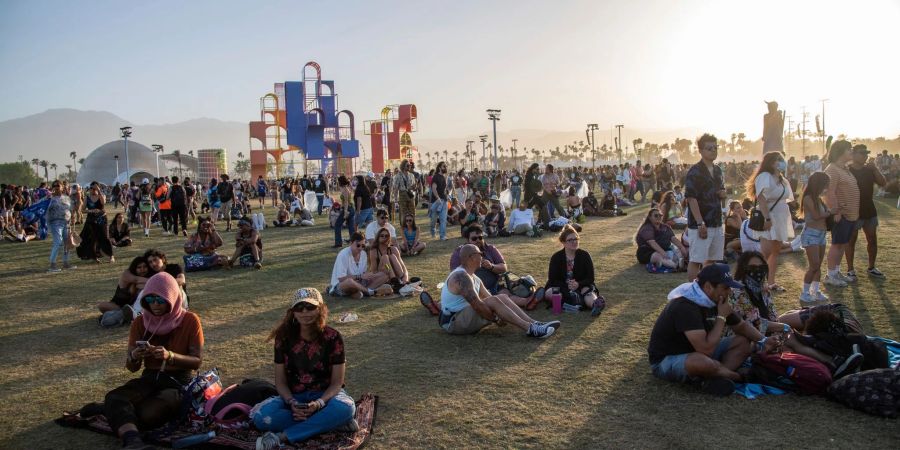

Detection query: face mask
xmin=745 ymin=266 xmax=768 ymax=283
xmin=775 ymin=160 xmax=787 ymax=173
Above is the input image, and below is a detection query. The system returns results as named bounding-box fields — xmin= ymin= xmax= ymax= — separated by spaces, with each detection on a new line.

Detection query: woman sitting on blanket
xmin=96 ymin=256 xmax=150 ymax=325
xmin=537 ymin=225 xmax=606 ymax=316
xmin=252 ymin=288 xmax=356 ymax=450
xmin=102 ymin=272 xmax=203 ymax=450
xmin=368 ymin=227 xmax=410 ymax=285
xmin=182 ymin=217 xmax=227 ymax=271
xmin=634 ymin=208 xmax=687 ymax=271
xmin=726 ymin=251 xmax=861 ymax=378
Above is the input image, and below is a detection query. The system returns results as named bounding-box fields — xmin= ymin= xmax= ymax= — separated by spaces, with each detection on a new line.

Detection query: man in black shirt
xmin=430 ymin=162 xmax=450 ymax=240
xmin=647 ymin=264 xmax=769 ymax=396
xmin=168 ymin=176 xmax=188 ymax=236
xmin=509 ymin=170 xmax=523 ymax=208
xmin=183 ymin=177 xmax=196 ymax=221
xmin=313 ymin=175 xmax=326 ymax=216
xmin=684 ymin=134 xmax=727 ymax=281
xmin=218 ymin=174 xmax=235 ymax=231
xmin=846 ymin=145 xmax=887 ymax=280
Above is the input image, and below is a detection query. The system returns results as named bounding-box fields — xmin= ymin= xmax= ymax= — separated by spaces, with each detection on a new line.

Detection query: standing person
xmin=111 ymin=182 xmax=123 ymax=209
xmin=523 ymin=163 xmax=548 ymax=226
xmin=77 ymin=182 xmax=115 ymax=263
xmin=45 ymin=181 xmax=76 ymax=272
xmin=206 ymin=178 xmax=222 ymax=226
xmin=541 ymin=164 xmax=567 ymax=219
xmin=154 ymin=179 xmax=172 ymax=236
xmin=168 ymin=176 xmax=188 ymax=237
xmin=102 ymin=272 xmax=203 ymax=450
xmin=509 ymin=169 xmax=523 ymax=208
xmin=137 ymin=179 xmax=153 ymax=237
xmin=455 ymin=169 xmax=468 ymax=205
xmin=392 ymin=160 xmax=417 ymax=225
xmin=183 ymin=177 xmax=196 ymax=222
xmin=332 ymin=175 xmax=355 ymax=248
xmin=746 ymin=151 xmax=794 ymax=291
xmin=313 ymin=175 xmax=327 ymax=216
xmin=823 ymin=140 xmax=860 ymax=287
xmin=71 ymin=184 xmax=84 ymax=225
xmin=845 ymin=144 xmax=887 ymax=280
xmin=217 ymin=174 xmax=235 ymax=231
xmin=252 ymin=288 xmax=356 ymax=450
xmin=430 ymin=161 xmax=450 ymax=240
xmin=799 ymin=172 xmax=832 ymax=302
xmin=256 ymin=175 xmax=268 ymax=209
xmin=684 ymin=134 xmax=727 ymax=281
xmin=353 ymin=175 xmax=374 ymax=229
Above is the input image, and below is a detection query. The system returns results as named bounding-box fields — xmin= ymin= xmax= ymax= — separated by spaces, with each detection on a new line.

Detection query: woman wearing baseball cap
xmin=252 ymin=288 xmax=356 ymax=450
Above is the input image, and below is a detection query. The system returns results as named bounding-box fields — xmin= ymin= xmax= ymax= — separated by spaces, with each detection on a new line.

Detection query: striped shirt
xmin=824 ymin=163 xmax=860 ymax=222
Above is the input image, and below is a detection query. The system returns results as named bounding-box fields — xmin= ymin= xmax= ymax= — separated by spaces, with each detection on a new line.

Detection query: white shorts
xmin=686 ymin=226 xmax=724 ymax=263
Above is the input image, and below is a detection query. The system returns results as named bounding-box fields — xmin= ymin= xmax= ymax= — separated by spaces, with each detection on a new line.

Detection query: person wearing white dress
xmin=746 ymin=152 xmax=794 ymax=291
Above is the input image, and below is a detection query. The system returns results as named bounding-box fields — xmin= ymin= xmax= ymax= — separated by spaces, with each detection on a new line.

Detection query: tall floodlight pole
xmin=466 ymin=140 xmax=475 ymax=171
xmin=820 ymin=98 xmax=829 ymax=154
xmin=479 ymin=135 xmax=488 ymax=168
xmin=511 ymin=138 xmax=518 ymax=171
xmin=114 ymin=155 xmax=120 ymax=183
xmin=120 ymin=126 xmax=133 ymax=183
xmin=587 ymin=124 xmax=599 ymax=170
xmin=152 ymin=144 xmax=164 ymax=177
xmin=487 ymin=109 xmax=501 ymax=171
xmin=615 ymin=124 xmax=624 ymax=164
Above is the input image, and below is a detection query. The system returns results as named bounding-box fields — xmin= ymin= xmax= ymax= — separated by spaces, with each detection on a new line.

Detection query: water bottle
xmin=173 ymin=431 xmax=215 ymax=448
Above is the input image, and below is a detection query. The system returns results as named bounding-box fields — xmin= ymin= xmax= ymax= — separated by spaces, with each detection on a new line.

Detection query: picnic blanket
xmin=56 ymin=393 xmax=377 ymax=450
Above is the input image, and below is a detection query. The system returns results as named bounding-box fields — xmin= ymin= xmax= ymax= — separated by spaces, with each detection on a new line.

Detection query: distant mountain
xmin=0 ymin=109 xmax=704 ymax=171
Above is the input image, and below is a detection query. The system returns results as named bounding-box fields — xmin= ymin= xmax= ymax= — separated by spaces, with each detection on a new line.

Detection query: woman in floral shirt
xmin=251 ymin=288 xmax=356 ymax=450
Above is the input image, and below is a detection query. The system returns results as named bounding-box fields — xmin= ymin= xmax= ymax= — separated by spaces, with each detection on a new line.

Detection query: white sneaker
xmin=843 ymin=270 xmax=857 ymax=283
xmin=814 ymin=290 xmax=830 ymax=301
xmin=824 ymin=275 xmax=847 ymax=287
xmin=799 ymin=292 xmax=815 ymax=303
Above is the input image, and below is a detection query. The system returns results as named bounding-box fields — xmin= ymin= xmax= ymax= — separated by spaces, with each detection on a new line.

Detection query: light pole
xmin=511 ymin=138 xmax=518 ymax=171
xmin=479 ymin=135 xmax=488 ymax=169
xmin=820 ymin=98 xmax=829 ymax=154
xmin=466 ymin=140 xmax=475 ymax=171
xmin=152 ymin=144 xmax=164 ymax=178
xmin=487 ymin=109 xmax=501 ymax=171
xmin=587 ymin=124 xmax=599 ymax=170
xmin=120 ymin=126 xmax=132 ymax=183
xmin=114 ymin=155 xmax=119 ymax=183
xmin=615 ymin=124 xmax=625 ymax=164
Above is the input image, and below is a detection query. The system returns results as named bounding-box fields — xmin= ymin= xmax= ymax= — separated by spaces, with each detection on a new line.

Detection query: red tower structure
xmin=364 ymin=104 xmax=418 ymax=174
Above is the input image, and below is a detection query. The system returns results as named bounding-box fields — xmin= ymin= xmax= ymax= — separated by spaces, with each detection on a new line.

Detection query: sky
xmin=1 ymin=0 xmax=899 ymax=141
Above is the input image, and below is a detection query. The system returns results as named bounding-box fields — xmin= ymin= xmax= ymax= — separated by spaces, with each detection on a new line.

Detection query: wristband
xmin=315 ymin=399 xmax=326 ymax=409
xmin=715 ymin=315 xmax=726 ymax=323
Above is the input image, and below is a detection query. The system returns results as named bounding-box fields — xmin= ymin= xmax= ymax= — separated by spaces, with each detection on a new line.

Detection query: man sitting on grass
xmin=439 ymin=244 xmax=558 ymax=338
xmin=507 ymin=201 xmax=539 ymax=236
xmin=364 ymin=209 xmax=396 ymax=244
xmin=646 ymin=263 xmax=775 ymax=396
xmin=449 ymin=225 xmax=538 ymax=309
xmin=328 ymin=232 xmax=392 ymax=299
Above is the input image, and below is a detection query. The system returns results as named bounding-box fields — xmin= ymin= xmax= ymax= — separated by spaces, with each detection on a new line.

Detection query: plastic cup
xmin=550 ymin=292 xmax=563 ymax=315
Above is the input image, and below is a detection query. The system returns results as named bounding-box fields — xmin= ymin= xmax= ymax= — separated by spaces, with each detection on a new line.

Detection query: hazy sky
xmin=2 ymin=0 xmax=899 ymax=140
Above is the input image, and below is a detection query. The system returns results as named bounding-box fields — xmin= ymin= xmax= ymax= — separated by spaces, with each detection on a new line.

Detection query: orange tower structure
xmin=364 ymin=104 xmax=417 ymax=174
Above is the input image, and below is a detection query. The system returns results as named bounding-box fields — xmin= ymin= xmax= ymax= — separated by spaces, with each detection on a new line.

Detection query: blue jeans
xmin=429 ymin=199 xmax=448 ymax=239
xmin=356 ymin=207 xmax=374 ymax=229
xmin=651 ymin=336 xmax=733 ymax=383
xmin=333 ymin=208 xmax=355 ymax=245
xmin=316 ymin=193 xmax=324 ymax=215
xmin=48 ymin=220 xmax=69 ymax=265
xmin=250 ymin=390 xmax=355 ymax=444
xmin=510 ymin=186 xmax=521 ymax=208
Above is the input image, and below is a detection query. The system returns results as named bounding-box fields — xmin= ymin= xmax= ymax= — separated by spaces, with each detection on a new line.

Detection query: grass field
xmin=1 ymin=199 xmax=898 ymax=449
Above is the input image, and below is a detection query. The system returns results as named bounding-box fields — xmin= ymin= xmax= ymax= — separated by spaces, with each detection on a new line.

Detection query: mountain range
xmin=0 ymin=109 xmax=704 ymax=170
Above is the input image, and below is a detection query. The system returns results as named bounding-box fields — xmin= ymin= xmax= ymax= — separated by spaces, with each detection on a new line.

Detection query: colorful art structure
xmin=248 ymin=61 xmax=359 ymax=179
xmin=363 ymin=104 xmax=418 ymax=174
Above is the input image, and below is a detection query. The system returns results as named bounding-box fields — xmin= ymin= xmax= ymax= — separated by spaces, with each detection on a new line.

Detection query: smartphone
xmin=135 ymin=340 xmax=150 ymax=348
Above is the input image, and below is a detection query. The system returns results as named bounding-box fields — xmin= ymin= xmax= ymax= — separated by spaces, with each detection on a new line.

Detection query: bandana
xmin=667 ymin=281 xmax=716 ymax=308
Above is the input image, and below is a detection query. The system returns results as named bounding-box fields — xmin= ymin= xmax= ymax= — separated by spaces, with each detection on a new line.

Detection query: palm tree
xmin=452 ymin=151 xmax=459 ymax=169
xmin=730 ymin=133 xmax=737 ymax=153
xmin=31 ymin=158 xmax=39 ymax=176
xmin=39 ymin=160 xmax=49 ymax=181
xmin=78 ymin=158 xmax=85 ymax=168
xmin=443 ymin=149 xmax=449 ymax=164
xmin=736 ymin=133 xmax=746 ymax=153
xmin=69 ymin=151 xmax=78 ymax=177
xmin=65 ymin=164 xmax=72 ymax=180
xmin=50 ymin=163 xmax=58 ymax=180
xmin=237 ymin=151 xmax=245 ymax=160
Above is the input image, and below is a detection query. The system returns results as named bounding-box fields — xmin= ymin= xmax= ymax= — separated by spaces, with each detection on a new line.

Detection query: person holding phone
xmin=101 ymin=272 xmax=204 ymax=450
xmin=252 ymin=288 xmax=357 ymax=450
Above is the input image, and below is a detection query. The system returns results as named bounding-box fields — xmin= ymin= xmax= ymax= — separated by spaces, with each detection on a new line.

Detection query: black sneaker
xmin=833 ymin=346 xmax=864 ymax=379
xmin=700 ymin=378 xmax=735 ymax=397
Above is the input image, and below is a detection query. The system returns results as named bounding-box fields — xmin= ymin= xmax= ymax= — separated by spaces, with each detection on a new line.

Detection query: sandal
xmin=419 ymin=291 xmax=440 ymax=316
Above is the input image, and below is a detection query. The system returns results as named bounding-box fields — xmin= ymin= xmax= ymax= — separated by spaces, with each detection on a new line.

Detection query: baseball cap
xmin=697 ymin=263 xmax=743 ymax=289
xmin=290 ymin=288 xmax=324 ymax=308
xmin=141 ymin=178 xmax=150 ymax=184
xmin=367 ymin=171 xmax=375 ymax=178
xmin=852 ymin=144 xmax=869 ymax=155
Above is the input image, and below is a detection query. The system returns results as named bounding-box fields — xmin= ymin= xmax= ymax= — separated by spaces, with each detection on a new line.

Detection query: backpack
xmin=752 ymin=352 xmax=833 ymax=395
xmin=827 ymin=368 xmax=900 ymax=418
xmin=203 ymin=379 xmax=278 ymax=428
xmin=182 ymin=368 xmax=224 ymax=419
xmin=502 ymin=272 xmax=536 ymax=298
xmin=169 ymin=185 xmax=186 ymax=206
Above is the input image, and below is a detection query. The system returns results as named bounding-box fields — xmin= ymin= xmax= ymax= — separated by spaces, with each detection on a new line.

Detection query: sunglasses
xmin=470 ymin=236 xmax=483 ymax=241
xmin=355 ymin=242 xmax=365 ymax=248
xmin=143 ymin=295 xmax=167 ymax=305
xmin=293 ymin=303 xmax=318 ymax=312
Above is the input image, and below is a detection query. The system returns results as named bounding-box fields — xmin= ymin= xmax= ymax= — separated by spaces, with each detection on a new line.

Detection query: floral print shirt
xmin=274 ymin=326 xmax=345 ymax=393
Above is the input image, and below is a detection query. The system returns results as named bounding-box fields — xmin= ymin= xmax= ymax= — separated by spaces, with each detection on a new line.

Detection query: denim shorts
xmin=651 ymin=336 xmax=733 ymax=383
xmin=800 ymin=226 xmax=826 ymax=247
xmin=856 ymin=216 xmax=878 ymax=230
xmin=831 ymin=217 xmax=855 ymax=245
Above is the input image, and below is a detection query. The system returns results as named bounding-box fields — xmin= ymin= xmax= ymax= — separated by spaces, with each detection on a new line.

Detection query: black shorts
xmin=637 ymin=246 xmax=655 ymax=265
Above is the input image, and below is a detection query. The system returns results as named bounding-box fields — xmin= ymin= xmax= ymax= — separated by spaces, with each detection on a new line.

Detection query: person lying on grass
xmin=646 ymin=263 xmax=777 ymax=396
xmin=439 ymin=243 xmax=559 ymax=338
xmin=328 ymin=232 xmax=392 ymax=298
xmin=97 ymin=256 xmax=150 ymax=327
xmin=252 ymin=288 xmax=358 ymax=450
xmin=103 ymin=272 xmax=203 ymax=450
xmin=449 ymin=224 xmax=537 ymax=309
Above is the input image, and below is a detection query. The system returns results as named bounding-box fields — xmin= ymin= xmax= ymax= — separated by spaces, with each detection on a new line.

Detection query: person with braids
xmin=251 ymin=288 xmax=357 ymax=450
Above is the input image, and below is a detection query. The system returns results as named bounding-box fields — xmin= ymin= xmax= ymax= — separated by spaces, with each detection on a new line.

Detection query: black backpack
xmin=169 ymin=185 xmax=186 ymax=206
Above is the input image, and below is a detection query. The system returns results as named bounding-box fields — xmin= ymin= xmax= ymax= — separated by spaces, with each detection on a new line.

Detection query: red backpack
xmin=753 ymin=352 xmax=833 ymax=395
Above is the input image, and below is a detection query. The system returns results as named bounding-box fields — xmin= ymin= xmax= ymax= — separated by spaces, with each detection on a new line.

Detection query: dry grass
xmin=1 ymin=199 xmax=898 ymax=449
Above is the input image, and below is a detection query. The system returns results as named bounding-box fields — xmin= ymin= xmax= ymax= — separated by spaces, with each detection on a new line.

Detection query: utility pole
xmin=511 ymin=138 xmax=518 ymax=171
xmin=800 ymin=108 xmax=809 ymax=158
xmin=820 ymin=98 xmax=829 ymax=154
xmin=479 ymin=135 xmax=488 ymax=169
xmin=587 ymin=124 xmax=599 ymax=170
xmin=785 ymin=114 xmax=793 ymax=156
xmin=487 ymin=109 xmax=501 ymax=171
xmin=615 ymin=124 xmax=624 ymax=164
